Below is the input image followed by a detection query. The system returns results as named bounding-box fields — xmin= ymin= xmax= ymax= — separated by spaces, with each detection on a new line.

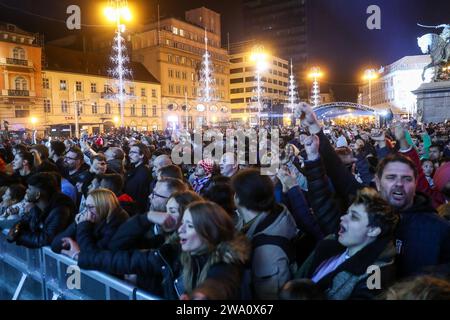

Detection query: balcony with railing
xmin=8 ymin=89 xmax=29 ymax=96
xmin=0 ymin=57 xmax=33 ymax=68
xmin=6 ymin=58 xmax=28 ymax=66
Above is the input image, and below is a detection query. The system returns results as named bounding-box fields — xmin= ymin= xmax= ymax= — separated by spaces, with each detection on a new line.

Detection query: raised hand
xmin=61 ymin=237 xmax=80 ymax=260
xmin=294 ymin=102 xmax=321 ymax=134
xmin=304 ymin=135 xmax=320 ymax=161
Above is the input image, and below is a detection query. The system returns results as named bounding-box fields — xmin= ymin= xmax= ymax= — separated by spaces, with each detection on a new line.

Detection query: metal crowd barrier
xmin=0 ymin=230 xmax=161 ymax=300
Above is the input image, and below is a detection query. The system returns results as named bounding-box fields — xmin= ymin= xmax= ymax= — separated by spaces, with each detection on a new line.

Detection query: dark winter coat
xmin=296 ymin=235 xmax=397 ymax=300
xmin=124 ymin=163 xmax=152 ymax=213
xmin=51 ymin=207 xmax=129 ymax=253
xmin=15 ymin=192 xmax=76 ymax=248
xmin=77 ymin=231 xmax=250 ymax=299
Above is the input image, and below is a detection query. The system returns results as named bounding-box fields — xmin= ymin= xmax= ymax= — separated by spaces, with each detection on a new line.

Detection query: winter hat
xmin=198 ymin=158 xmax=215 ymax=175
xmin=434 ymin=162 xmax=450 ymax=192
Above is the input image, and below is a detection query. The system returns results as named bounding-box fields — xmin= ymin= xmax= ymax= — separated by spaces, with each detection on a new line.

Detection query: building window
xmin=91 ymin=83 xmax=96 ymax=93
xmin=230 ymin=78 xmax=244 ymax=84
xmin=43 ymin=78 xmax=49 ymax=89
xmin=13 ymin=47 xmax=25 ymax=60
xmin=179 ymin=29 xmax=184 ymax=37
xmin=175 ymin=71 xmax=181 ymax=79
xmin=168 ymin=54 xmax=173 ymax=63
xmin=15 ymin=77 xmax=27 ymax=90
xmin=152 ymin=89 xmax=156 ymax=98
xmin=60 ymin=80 xmax=67 ymax=91
xmin=61 ymin=101 xmax=68 ymax=113
xmin=176 ymin=85 xmax=181 ymax=94
xmin=169 ymin=85 xmax=174 ymax=94
xmin=105 ymin=103 xmax=111 ymax=114
xmin=172 ymin=26 xmax=178 ymax=35
xmin=44 ymin=99 xmax=51 ymax=113
xmin=76 ymin=102 xmax=83 ymax=115
xmin=15 ymin=109 xmax=30 ymax=118
xmin=152 ymin=105 xmax=157 ymax=116
xmin=168 ymin=69 xmax=173 ymax=78
xmin=191 ymin=72 xmax=195 ymax=81
xmin=92 ymin=103 xmax=98 ymax=114
xmin=76 ymin=81 xmax=82 ymax=91
xmin=182 ymin=72 xmax=187 ymax=80
xmin=142 ymin=105 xmax=147 ymax=116
xmin=104 ymin=84 xmax=111 ymax=93
xmin=131 ymin=104 xmax=136 ymax=116
xmin=141 ymin=88 xmax=146 ymax=97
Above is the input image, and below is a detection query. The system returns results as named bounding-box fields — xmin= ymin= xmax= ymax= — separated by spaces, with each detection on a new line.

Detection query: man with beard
xmin=11 ymin=150 xmax=34 ymax=186
xmin=124 ymin=143 xmax=152 ymax=213
xmin=7 ymin=172 xmax=75 ymax=248
xmin=109 ymin=177 xmax=188 ymax=250
xmin=297 ymin=103 xmax=450 ymax=278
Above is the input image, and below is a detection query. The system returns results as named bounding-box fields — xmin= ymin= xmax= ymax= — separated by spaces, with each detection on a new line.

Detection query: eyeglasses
xmin=149 ymin=191 xmax=170 ymax=199
xmin=85 ymin=204 xmax=96 ymax=211
xmin=64 ymin=156 xmax=79 ymax=161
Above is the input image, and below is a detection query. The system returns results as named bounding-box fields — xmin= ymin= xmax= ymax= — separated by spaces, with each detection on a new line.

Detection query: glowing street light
xmin=250 ymin=46 xmax=268 ymax=125
xmin=113 ymin=116 xmax=120 ymax=125
xmin=363 ymin=68 xmax=378 ymax=108
xmin=308 ymin=67 xmax=323 ymax=107
xmin=30 ymin=117 xmax=38 ymax=125
xmin=104 ymin=0 xmax=132 ymax=129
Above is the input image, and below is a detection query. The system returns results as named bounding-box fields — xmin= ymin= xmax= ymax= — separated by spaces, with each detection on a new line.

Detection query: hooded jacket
xmin=296 ymin=235 xmax=397 ymax=300
xmin=15 ymin=192 xmax=76 ymax=248
xmin=236 ymin=203 xmax=298 ymax=299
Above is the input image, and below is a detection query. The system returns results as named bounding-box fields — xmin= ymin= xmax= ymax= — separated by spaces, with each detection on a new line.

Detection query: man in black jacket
xmin=8 ymin=172 xmax=75 ymax=248
xmin=297 ymin=103 xmax=450 ymax=278
xmin=124 ymin=143 xmax=152 ymax=213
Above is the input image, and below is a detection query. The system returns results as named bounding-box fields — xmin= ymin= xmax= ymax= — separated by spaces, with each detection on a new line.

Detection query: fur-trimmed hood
xmin=208 ymin=232 xmax=251 ymax=266
xmin=181 ymin=232 xmax=250 ymax=294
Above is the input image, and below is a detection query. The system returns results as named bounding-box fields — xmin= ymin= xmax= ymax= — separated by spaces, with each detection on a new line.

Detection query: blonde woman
xmin=52 ymin=188 xmax=129 ymax=256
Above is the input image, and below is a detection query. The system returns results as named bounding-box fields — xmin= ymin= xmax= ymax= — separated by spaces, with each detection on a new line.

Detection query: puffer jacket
xmin=296 ymin=235 xmax=397 ymax=300
xmin=236 ymin=203 xmax=298 ymax=299
xmin=15 ymin=192 xmax=76 ymax=248
xmin=77 ymin=231 xmax=250 ymax=300
xmin=51 ymin=207 xmax=129 ymax=253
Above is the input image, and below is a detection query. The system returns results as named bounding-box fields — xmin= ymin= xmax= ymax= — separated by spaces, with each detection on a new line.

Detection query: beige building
xmin=41 ymin=46 xmax=161 ymax=135
xmin=129 ymin=7 xmax=231 ymax=129
xmin=0 ymin=23 xmax=43 ymax=132
xmin=228 ymin=41 xmax=290 ymax=126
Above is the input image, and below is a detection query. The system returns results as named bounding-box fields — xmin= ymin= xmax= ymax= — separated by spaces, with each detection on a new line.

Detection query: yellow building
xmin=129 ymin=7 xmax=230 ymax=129
xmin=0 ymin=23 xmax=43 ymax=131
xmin=229 ymin=41 xmax=290 ymax=126
xmin=41 ymin=46 xmax=161 ymax=135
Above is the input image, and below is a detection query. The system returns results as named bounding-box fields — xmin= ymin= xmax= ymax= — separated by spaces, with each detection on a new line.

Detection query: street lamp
xmin=104 ymin=0 xmax=132 ymax=129
xmin=308 ymin=67 xmax=323 ymax=108
xmin=363 ymin=69 xmax=378 ymax=108
xmin=250 ymin=46 xmax=268 ymax=126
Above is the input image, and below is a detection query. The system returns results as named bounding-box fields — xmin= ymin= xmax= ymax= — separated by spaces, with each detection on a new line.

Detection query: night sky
xmin=0 ymin=0 xmax=449 ymax=101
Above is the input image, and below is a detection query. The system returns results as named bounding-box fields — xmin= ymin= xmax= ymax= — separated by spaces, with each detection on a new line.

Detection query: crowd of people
xmin=0 ymin=102 xmax=450 ymax=300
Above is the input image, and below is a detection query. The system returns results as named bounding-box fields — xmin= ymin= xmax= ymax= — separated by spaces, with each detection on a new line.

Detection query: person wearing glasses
xmin=7 ymin=172 xmax=75 ymax=248
xmin=53 ymin=188 xmax=129 ymax=256
xmin=63 ymin=201 xmax=250 ymax=300
xmin=124 ymin=143 xmax=152 ymax=214
xmin=109 ymin=177 xmax=188 ymax=251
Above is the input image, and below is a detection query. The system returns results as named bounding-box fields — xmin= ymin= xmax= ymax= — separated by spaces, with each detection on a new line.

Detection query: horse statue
xmin=417 ymin=24 xmax=450 ymax=81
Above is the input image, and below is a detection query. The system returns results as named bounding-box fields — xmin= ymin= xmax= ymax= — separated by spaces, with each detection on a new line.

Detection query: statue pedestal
xmin=413 ymin=81 xmax=450 ymax=123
